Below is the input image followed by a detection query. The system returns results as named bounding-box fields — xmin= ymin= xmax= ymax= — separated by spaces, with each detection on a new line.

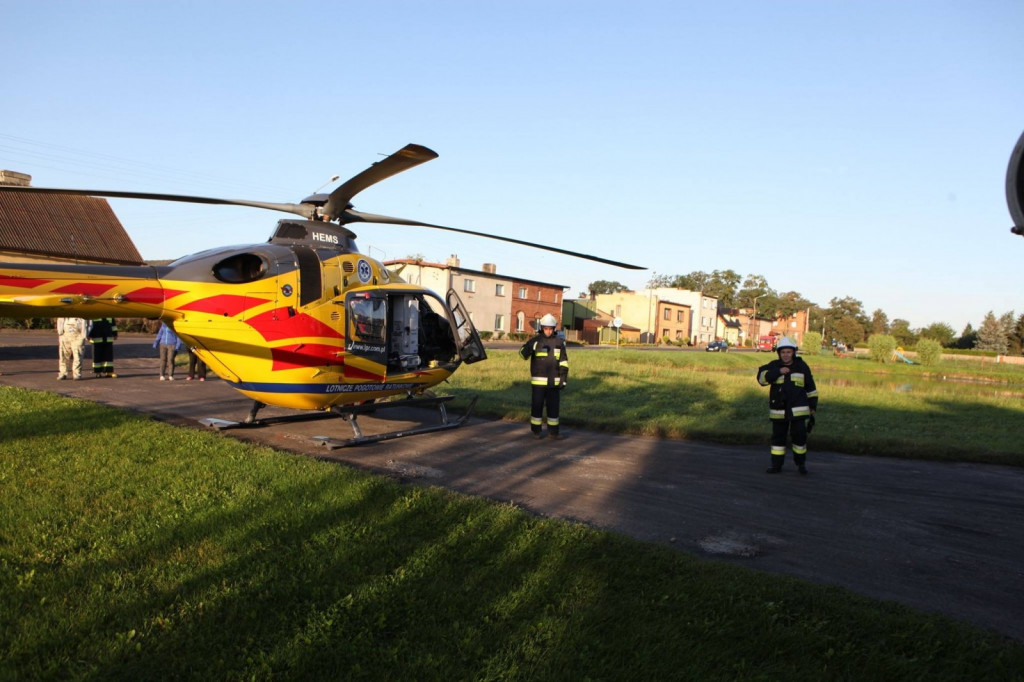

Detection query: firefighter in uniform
xmin=56 ymin=317 xmax=89 ymax=380
xmin=88 ymin=317 xmax=118 ymax=378
xmin=519 ymin=313 xmax=569 ymax=439
xmin=756 ymin=336 xmax=818 ymax=474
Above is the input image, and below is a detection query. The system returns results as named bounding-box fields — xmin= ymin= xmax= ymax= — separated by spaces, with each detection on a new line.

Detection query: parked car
xmin=706 ymin=340 xmax=729 ymax=352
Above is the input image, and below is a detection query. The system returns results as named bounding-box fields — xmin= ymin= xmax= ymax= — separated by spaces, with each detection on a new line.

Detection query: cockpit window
xmin=213 ymin=254 xmax=266 ymax=283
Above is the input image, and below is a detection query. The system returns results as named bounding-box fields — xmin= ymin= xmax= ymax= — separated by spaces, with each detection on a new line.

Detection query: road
xmin=2 ymin=329 xmax=1023 ymax=641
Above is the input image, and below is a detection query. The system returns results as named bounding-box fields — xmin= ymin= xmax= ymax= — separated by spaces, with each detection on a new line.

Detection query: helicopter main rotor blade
xmin=322 ymin=144 xmax=439 ymax=221
xmin=1007 ymin=128 xmax=1024 ymax=236
xmin=0 ymin=186 xmax=317 ymax=219
xmin=343 ymin=209 xmax=645 ymax=270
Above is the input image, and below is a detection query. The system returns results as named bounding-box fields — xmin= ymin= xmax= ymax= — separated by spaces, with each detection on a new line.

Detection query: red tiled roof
xmin=0 ymin=192 xmax=144 ymax=265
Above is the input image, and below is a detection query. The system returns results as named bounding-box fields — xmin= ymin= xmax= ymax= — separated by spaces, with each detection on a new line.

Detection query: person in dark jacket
xmin=757 ymin=336 xmax=818 ymax=474
xmin=519 ymin=313 xmax=569 ymax=439
xmin=88 ymin=317 xmax=118 ymax=378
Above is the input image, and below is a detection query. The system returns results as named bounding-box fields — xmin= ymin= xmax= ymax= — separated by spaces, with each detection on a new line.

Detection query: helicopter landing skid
xmin=200 ymin=395 xmax=477 ymax=449
xmin=314 ymin=395 xmax=478 ymax=449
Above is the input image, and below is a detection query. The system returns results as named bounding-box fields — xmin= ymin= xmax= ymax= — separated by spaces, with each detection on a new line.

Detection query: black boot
xmin=794 ymin=452 xmax=808 ymax=475
xmin=766 ymin=454 xmax=784 ymax=474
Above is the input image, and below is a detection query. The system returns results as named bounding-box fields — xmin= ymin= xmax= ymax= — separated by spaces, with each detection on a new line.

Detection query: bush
xmin=802 ymin=331 xmax=822 ymax=355
xmin=868 ymin=334 xmax=897 ymax=363
xmin=916 ymin=338 xmax=943 ymax=365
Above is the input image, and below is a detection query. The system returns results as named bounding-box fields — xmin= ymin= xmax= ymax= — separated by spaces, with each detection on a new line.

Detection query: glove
xmin=806 ymin=415 xmax=815 ymax=434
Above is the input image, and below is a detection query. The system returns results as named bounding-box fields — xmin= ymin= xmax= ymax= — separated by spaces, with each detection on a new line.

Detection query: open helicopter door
xmin=345 ymin=291 xmax=388 ymax=369
xmin=446 ymin=289 xmax=487 ymax=364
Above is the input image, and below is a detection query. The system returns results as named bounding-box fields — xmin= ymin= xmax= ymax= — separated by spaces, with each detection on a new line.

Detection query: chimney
xmin=0 ymin=170 xmax=31 ymax=186
xmin=482 ymin=263 xmax=496 ymax=274
xmin=446 ymin=254 xmax=460 ymax=267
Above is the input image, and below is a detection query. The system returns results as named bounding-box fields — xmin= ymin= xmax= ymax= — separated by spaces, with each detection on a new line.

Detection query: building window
xmin=495 ymin=283 xmax=505 ymax=296
xmin=516 ymin=311 xmax=525 ymax=332
xmin=463 ymin=279 xmax=475 ymax=293
xmin=677 ymin=311 xmax=684 ymax=322
xmin=537 ymin=290 xmax=542 ymax=301
xmin=495 ymin=314 xmax=504 ymax=331
xmin=518 ymin=287 xmax=527 ymax=298
xmin=554 ymin=292 xmax=560 ymax=304
xmin=663 ymin=309 xmax=671 ymax=320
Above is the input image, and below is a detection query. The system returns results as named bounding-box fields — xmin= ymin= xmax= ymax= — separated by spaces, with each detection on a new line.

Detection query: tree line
xmin=586 ymin=270 xmax=1024 ymax=354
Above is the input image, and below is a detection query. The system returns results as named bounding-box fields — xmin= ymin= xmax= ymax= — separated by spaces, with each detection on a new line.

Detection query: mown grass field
xmin=3 ymin=351 xmax=1024 ymax=680
xmin=444 ymin=349 xmax=1024 ymax=466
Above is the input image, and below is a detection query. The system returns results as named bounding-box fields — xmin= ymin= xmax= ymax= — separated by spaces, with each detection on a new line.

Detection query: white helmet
xmin=539 ymin=313 xmax=558 ymax=328
xmin=776 ymin=336 xmax=798 ymax=352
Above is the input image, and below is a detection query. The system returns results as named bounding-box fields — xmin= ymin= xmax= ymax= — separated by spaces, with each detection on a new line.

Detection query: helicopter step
xmin=200 ymin=394 xmax=477 ymax=449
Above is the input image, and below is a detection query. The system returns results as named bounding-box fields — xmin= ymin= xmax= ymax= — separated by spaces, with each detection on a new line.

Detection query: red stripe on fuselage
xmin=269 ymin=343 xmax=345 ymax=371
xmin=178 ymin=294 xmax=269 ymax=317
xmin=0 ymin=274 xmax=52 ymax=289
xmin=52 ymin=282 xmax=117 ymax=297
xmin=344 ymin=364 xmax=384 ymax=381
xmin=245 ymin=308 xmax=344 ymax=342
xmin=124 ymin=287 xmax=187 ymax=306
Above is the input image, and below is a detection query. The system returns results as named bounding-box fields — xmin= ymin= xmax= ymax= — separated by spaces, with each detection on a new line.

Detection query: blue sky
xmin=2 ymin=1 xmax=1022 ymax=332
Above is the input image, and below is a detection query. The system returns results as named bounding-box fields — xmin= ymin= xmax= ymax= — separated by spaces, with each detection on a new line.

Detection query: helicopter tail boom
xmin=0 ymin=262 xmax=169 ymax=319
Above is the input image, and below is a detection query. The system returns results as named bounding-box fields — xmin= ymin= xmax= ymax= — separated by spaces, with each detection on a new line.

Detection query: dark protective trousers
xmin=530 ymin=385 xmax=561 ymax=434
xmin=770 ymin=417 xmax=808 ymax=469
xmin=91 ymin=341 xmax=115 ymax=376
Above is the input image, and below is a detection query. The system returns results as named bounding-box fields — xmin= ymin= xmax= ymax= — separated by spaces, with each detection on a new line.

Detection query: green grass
xmin=2 ymin=387 xmax=1024 ymax=680
xmin=444 ymin=350 xmax=1024 ymax=466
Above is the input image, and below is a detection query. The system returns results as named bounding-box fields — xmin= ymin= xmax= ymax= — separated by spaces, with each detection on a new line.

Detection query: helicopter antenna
xmin=314 ymin=175 xmax=340 ymax=194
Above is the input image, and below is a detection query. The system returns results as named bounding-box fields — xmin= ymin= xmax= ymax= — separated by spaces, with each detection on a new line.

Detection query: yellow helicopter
xmin=0 ymin=144 xmax=643 ymax=445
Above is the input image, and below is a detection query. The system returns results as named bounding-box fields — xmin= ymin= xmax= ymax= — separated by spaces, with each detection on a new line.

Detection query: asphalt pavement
xmin=2 ymin=329 xmax=1023 ymax=642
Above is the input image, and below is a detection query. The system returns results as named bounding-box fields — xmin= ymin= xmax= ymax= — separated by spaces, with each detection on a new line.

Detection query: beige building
xmin=595 ymin=288 xmax=717 ymax=345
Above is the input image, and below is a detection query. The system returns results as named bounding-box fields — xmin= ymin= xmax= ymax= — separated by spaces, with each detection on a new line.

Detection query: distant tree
xmin=701 ymin=269 xmax=741 ymax=307
xmin=1009 ymin=313 xmax=1024 ymax=355
xmin=870 ymin=309 xmax=890 ymax=335
xmin=826 ymin=296 xmax=869 ymax=330
xmin=916 ymin=338 xmax=943 ymax=365
xmin=889 ymin=319 xmax=916 ymax=347
xmin=918 ymin=322 xmax=955 ymax=347
xmin=647 ymin=272 xmax=674 ymax=289
xmin=999 ymin=311 xmax=1016 ymax=350
xmin=673 ymin=270 xmax=713 ymax=292
xmin=975 ymin=311 xmax=1008 ymax=353
xmin=808 ymin=305 xmax=827 ymax=340
xmin=834 ymin=315 xmax=865 ymax=346
xmin=736 ymin=274 xmax=770 ymax=302
xmin=802 ymin=331 xmax=823 ymax=355
xmin=868 ymin=334 xmax=897 ymax=363
xmin=735 ymin=274 xmax=774 ymax=311
xmin=775 ymin=291 xmax=813 ymax=318
xmin=587 ymin=280 xmax=629 ymax=295
xmin=955 ymin=323 xmax=978 ymax=350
